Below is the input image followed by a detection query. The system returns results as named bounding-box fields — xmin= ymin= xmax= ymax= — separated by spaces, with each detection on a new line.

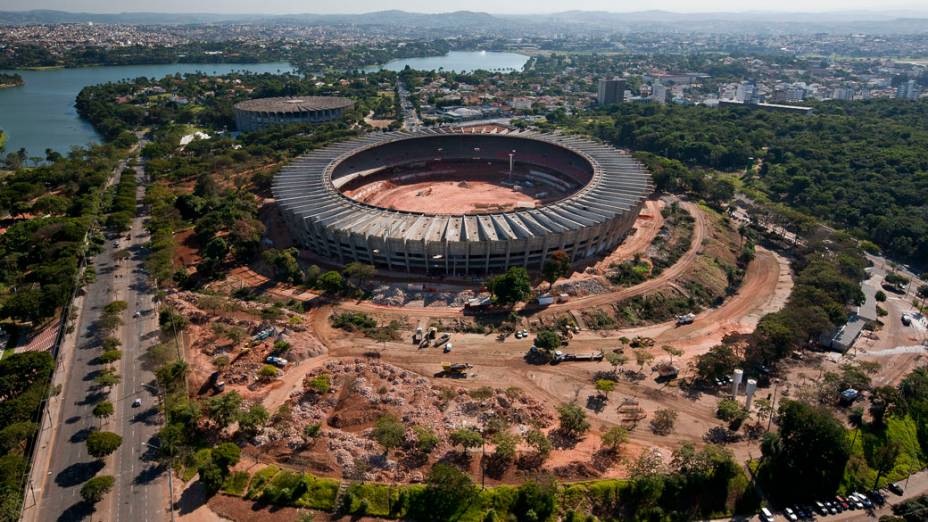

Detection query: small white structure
xmin=745 ymin=379 xmax=758 ymax=410
xmin=732 ymin=369 xmax=744 ymax=397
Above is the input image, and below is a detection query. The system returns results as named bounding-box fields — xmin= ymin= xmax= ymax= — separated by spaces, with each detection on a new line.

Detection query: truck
xmin=413 ymin=327 xmax=423 ymax=345
xmin=537 ymin=294 xmax=555 ymax=306
xmin=675 ymin=313 xmax=696 ymax=326
xmin=465 ymin=296 xmax=492 ymax=310
xmin=551 ymin=350 xmax=604 ymax=364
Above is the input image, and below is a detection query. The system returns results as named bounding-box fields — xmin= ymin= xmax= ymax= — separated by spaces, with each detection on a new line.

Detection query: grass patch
xmin=221 ymin=471 xmax=251 ymax=496
xmin=245 ymin=465 xmax=280 ymax=500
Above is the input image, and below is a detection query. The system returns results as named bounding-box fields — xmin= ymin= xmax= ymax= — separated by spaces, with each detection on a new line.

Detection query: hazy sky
xmin=3 ymin=0 xmax=927 ymax=14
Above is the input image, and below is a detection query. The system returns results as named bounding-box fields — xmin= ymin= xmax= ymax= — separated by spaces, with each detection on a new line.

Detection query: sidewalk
xmin=19 ymin=290 xmax=88 ymax=521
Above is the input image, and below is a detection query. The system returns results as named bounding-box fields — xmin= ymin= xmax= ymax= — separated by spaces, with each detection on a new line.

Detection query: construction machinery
xmin=551 ymin=350 xmax=604 ymax=364
xmin=437 ymin=362 xmax=472 ymax=378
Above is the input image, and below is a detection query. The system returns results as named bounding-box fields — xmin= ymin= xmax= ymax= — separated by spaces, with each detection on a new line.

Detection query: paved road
xmin=108 ymin=163 xmax=169 ymax=522
xmin=28 ymin=160 xmax=168 ymax=521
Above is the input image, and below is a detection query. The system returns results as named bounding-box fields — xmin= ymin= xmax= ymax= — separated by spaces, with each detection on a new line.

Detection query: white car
xmin=784 ymin=507 xmax=797 ymax=521
xmin=514 ymin=331 xmax=523 ymax=339
xmin=759 ymin=507 xmax=775 ymax=522
xmin=131 ymin=398 xmax=142 ymax=408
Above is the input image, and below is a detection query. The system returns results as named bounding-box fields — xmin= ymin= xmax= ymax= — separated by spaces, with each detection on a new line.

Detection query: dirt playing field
xmin=341 ymin=161 xmax=577 ymax=214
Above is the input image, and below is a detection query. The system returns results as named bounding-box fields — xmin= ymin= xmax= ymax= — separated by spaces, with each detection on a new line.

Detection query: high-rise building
xmin=597 ymin=78 xmax=626 ymax=105
xmin=832 ymin=86 xmax=854 ymax=101
xmin=896 ymin=80 xmax=920 ymax=101
xmin=736 ymin=82 xmax=756 ymax=104
xmin=650 ymin=82 xmax=668 ymax=105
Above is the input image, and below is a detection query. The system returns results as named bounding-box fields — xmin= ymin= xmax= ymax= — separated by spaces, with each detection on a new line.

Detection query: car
xmin=826 ymin=501 xmax=838 ymax=514
xmin=856 ymin=493 xmax=872 ymax=509
xmin=443 ymin=343 xmax=452 ymax=353
xmin=815 ymin=501 xmax=828 ymax=516
xmin=131 ymin=398 xmax=142 ymax=407
xmin=784 ymin=507 xmax=798 ymax=521
xmin=760 ymin=507 xmax=775 ymax=522
xmin=133 ymin=311 xmax=141 ymax=318
xmin=514 ymin=331 xmax=523 ymax=339
xmin=834 ymin=496 xmax=848 ymax=510
xmin=868 ymin=490 xmax=885 ymax=506
xmin=265 ymin=356 xmax=288 ymax=368
xmin=888 ymin=483 xmax=904 ymax=496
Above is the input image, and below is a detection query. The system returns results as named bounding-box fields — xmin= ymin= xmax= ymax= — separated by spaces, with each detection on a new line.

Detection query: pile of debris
xmin=259 ymin=359 xmax=554 ymax=481
xmin=369 ymin=284 xmax=481 ymax=307
xmin=552 ymin=278 xmax=612 ymax=297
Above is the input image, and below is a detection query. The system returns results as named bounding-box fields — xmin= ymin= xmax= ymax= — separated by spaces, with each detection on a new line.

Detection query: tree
xmin=661 ymin=345 xmax=683 ymax=364
xmin=205 ymin=391 xmax=244 ymax=429
xmin=870 ymin=385 xmax=902 ymax=426
xmin=594 ymin=379 xmax=615 ymax=400
xmin=761 ymin=400 xmax=850 ymax=502
xmin=449 ymin=428 xmax=483 ymax=452
xmin=203 ymin=237 xmax=229 ymax=261
xmin=524 ymin=429 xmax=552 ymax=460
xmin=92 ymin=401 xmax=114 ymax=420
xmin=534 ymin=329 xmax=560 ymax=351
xmin=600 ymin=426 xmax=629 ymax=453
xmin=86 ymin=431 xmax=122 ymax=459
xmin=487 ymin=266 xmax=531 ymax=306
xmin=411 ymin=463 xmax=478 ymax=522
xmin=343 ymin=262 xmax=375 ymax=289
xmin=872 ymin=440 xmax=901 ymax=488
xmin=635 ymin=350 xmax=655 ymax=373
xmin=98 ymin=349 xmax=122 ymax=364
xmin=318 ymin=271 xmax=344 ymax=295
xmin=80 ymin=475 xmax=114 ymax=504
xmin=650 ymin=408 xmax=678 ymax=435
xmin=372 ymin=414 xmax=405 ymax=455
xmin=542 ymin=250 xmax=571 ymax=289
xmin=604 ymin=351 xmax=628 ymax=377
xmin=716 ymin=399 xmax=746 ymax=422
xmin=491 ymin=431 xmax=519 ymax=464
xmin=93 ymin=369 xmax=120 ymax=388
xmin=413 ymin=425 xmax=439 ymax=455
xmin=238 ymin=404 xmax=269 ymax=437
xmin=694 ymin=344 xmax=741 ymax=383
xmin=557 ymin=403 xmax=590 ymax=438
xmin=212 ymin=442 xmax=241 ymax=469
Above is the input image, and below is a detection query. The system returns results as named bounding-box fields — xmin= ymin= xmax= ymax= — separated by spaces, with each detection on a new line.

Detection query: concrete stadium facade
xmin=272 ymin=128 xmax=653 ymax=276
xmin=234 ymin=96 xmax=354 ymax=132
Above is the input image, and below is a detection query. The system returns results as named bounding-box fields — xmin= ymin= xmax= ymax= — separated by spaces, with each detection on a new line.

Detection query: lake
xmin=0 ymin=62 xmax=293 ymax=157
xmin=367 ymin=50 xmax=530 ymax=73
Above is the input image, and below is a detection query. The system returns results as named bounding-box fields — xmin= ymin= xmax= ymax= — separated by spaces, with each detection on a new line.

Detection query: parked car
xmin=266 ymin=356 xmax=288 ymax=368
xmin=852 ymin=492 xmax=872 ymax=508
xmin=815 ymin=501 xmax=828 ymax=516
xmin=132 ymin=398 xmax=142 ymax=408
xmin=868 ymin=490 xmax=885 ymax=506
xmin=784 ymin=506 xmax=798 ymax=521
xmin=834 ymin=496 xmax=849 ymax=510
xmin=759 ymin=507 xmax=775 ymax=522
xmin=888 ymin=483 xmax=904 ymax=496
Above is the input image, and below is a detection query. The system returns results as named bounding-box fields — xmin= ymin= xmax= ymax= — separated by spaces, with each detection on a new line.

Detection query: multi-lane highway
xmin=24 ymin=157 xmax=169 ymax=522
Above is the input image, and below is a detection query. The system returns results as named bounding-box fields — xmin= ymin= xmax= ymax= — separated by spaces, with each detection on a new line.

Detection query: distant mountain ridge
xmin=1 ymin=8 xmax=927 ymax=34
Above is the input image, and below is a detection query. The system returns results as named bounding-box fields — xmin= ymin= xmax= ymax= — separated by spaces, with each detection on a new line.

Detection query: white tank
xmin=745 ymin=379 xmax=758 ymax=410
xmin=732 ymin=369 xmax=744 ymax=397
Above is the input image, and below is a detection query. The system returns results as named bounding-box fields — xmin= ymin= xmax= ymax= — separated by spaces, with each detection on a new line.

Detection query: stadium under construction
xmin=272 ymin=127 xmax=652 ymax=276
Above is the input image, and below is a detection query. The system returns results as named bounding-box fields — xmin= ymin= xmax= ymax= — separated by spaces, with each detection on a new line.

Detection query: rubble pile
xmin=265 ymin=359 xmax=554 ymax=481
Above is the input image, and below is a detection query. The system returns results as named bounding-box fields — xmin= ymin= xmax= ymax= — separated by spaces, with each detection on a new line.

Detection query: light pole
xmin=766 ymin=378 xmax=780 ymax=433
xmin=508 ymin=150 xmax=516 ymax=179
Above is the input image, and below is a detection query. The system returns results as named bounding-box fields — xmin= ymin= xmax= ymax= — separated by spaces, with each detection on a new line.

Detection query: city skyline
xmin=2 ymin=2 xmax=928 ymax=15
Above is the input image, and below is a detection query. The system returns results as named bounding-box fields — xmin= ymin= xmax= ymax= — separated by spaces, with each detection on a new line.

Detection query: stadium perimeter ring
xmin=273 ymin=128 xmax=652 ymax=276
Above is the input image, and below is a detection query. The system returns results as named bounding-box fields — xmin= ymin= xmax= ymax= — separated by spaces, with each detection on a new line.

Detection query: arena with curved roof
xmin=234 ymin=96 xmax=354 ymax=132
xmin=272 ymin=127 xmax=652 ymax=276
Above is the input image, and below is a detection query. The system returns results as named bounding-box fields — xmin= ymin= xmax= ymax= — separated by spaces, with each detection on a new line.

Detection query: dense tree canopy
xmin=585 ymin=100 xmax=928 ymax=262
